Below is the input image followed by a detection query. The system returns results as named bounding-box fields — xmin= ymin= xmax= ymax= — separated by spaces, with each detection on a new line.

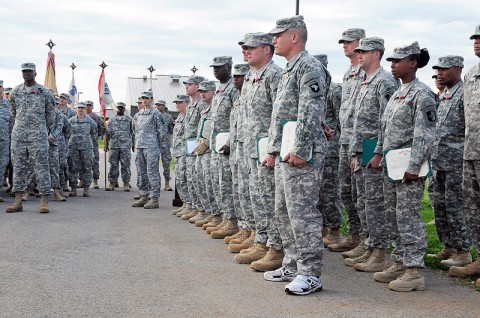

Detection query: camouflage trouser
xmin=218 ymin=153 xmax=236 ymax=219
xmin=318 ymin=156 xmax=343 ymax=229
xmin=432 ymin=169 xmax=471 ymax=251
xmin=48 ymin=145 xmax=60 ymax=189
xmin=186 ymin=156 xmax=202 ymax=210
xmin=93 ymin=143 xmax=100 ymax=180
xmin=463 ymin=160 xmax=480 ymax=254
xmin=196 ymin=154 xmax=217 ymax=213
xmin=174 ymin=155 xmax=190 ymax=203
xmin=339 ymin=144 xmax=360 ymax=234
xmin=353 ymin=156 xmax=369 ymax=242
xmin=58 ymin=140 xmax=68 ymax=188
xmin=384 ymin=174 xmax=427 ymax=268
xmin=210 ymin=153 xmax=222 ymax=217
xmin=12 ymin=139 xmax=52 ymax=195
xmin=275 ymin=153 xmax=325 ymax=277
xmin=160 ymin=144 xmax=172 ymax=181
xmin=135 ymin=147 xmax=161 ymax=198
xmin=0 ymin=140 xmax=9 ymax=182
xmin=255 ymin=159 xmax=283 ymax=250
xmin=230 ymin=143 xmax=241 ymax=222
xmin=236 ymin=143 xmax=254 ymax=230
xmin=68 ymin=147 xmax=93 ymax=189
xmin=108 ymin=148 xmax=131 ymax=183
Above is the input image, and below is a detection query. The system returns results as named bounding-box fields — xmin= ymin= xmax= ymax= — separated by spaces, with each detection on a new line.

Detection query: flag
xmin=98 ymin=68 xmax=116 ymax=116
xmin=44 ymin=51 xmax=58 ymax=94
xmin=68 ymin=72 xmax=78 ymax=108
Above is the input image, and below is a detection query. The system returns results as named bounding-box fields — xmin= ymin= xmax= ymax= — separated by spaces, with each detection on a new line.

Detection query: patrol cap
xmin=21 ymin=62 xmax=36 ymax=71
xmin=210 ymin=56 xmax=233 ymax=67
xmin=243 ymin=32 xmax=273 ymax=48
xmin=314 ymin=54 xmax=328 ymax=67
xmin=173 ymin=94 xmax=190 ymax=103
xmin=116 ymin=102 xmax=126 ymax=108
xmin=155 ymin=99 xmax=167 ymax=105
xmin=432 ymin=55 xmax=464 ymax=69
xmin=386 ymin=41 xmax=421 ymax=61
xmin=183 ymin=75 xmax=206 ymax=85
xmin=141 ymin=91 xmax=153 ymax=99
xmin=354 ymin=37 xmax=385 ymax=52
xmin=59 ymin=93 xmax=69 ymax=100
xmin=233 ymin=63 xmax=249 ymax=76
xmin=269 ymin=15 xmax=306 ymax=35
xmin=338 ymin=28 xmax=365 ymax=44
xmin=85 ymin=100 xmax=94 ymax=106
xmin=470 ymin=24 xmax=480 ymax=40
xmin=4 ymin=87 xmax=12 ymax=93
xmin=197 ymin=80 xmax=216 ymax=92
xmin=238 ymin=33 xmax=253 ymax=46
xmin=55 ymin=97 xmax=60 ymax=105
xmin=77 ymin=101 xmax=87 ymax=108
xmin=137 ymin=97 xmax=143 ymax=103
xmin=0 ymin=80 xmax=3 ymax=87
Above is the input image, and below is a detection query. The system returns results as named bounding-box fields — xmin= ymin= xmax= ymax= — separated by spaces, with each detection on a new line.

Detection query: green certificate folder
xmin=362 ymin=138 xmax=378 ymax=167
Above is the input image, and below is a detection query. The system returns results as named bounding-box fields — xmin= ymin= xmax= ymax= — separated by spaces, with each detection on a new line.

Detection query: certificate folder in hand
xmin=384 ymin=147 xmax=431 ymax=182
xmin=256 ymin=136 xmax=268 ymax=165
xmin=214 ymin=132 xmax=229 ymax=154
xmin=184 ymin=138 xmax=197 ymax=156
xmin=279 ymin=120 xmax=313 ymax=163
xmin=362 ymin=138 xmax=378 ymax=167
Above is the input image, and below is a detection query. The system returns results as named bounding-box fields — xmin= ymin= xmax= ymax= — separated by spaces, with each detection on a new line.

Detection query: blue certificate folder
xmin=362 ymin=138 xmax=378 ymax=167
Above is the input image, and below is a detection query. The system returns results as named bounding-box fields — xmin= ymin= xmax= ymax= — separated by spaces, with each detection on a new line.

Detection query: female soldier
xmin=373 ymin=42 xmax=438 ymax=292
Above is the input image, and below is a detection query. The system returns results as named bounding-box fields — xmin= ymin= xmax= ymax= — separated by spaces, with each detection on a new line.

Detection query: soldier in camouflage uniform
xmin=313 ymin=54 xmax=343 ymax=247
xmin=155 ymin=100 xmax=174 ymax=191
xmin=0 ymin=80 xmax=13 ymax=203
xmin=178 ymin=75 xmax=207 ymax=221
xmin=328 ymin=28 xmax=367 ymax=254
xmin=67 ymin=102 xmax=98 ymax=198
xmin=49 ymin=106 xmax=69 ymax=201
xmin=85 ymin=100 xmax=105 ymax=189
xmin=58 ymin=93 xmax=76 ymax=119
xmin=132 ymin=91 xmax=167 ymax=209
xmin=6 ymin=63 xmax=55 ymax=214
xmin=106 ymin=102 xmax=134 ymax=192
xmin=263 ymin=16 xmax=327 ymax=296
xmin=56 ymin=93 xmax=73 ymax=193
xmin=449 ymin=25 xmax=480 ymax=288
xmin=373 ymin=42 xmax=437 ymax=292
xmin=346 ymin=38 xmax=399 ymax=272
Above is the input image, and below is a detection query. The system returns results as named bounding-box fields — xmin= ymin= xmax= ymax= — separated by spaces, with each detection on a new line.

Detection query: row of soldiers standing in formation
xmin=169 ymin=16 xmax=480 ymax=295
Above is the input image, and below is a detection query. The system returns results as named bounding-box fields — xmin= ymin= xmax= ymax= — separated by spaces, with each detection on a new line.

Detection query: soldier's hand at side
xmin=402 ymin=172 xmax=418 ymax=183
xmin=285 ymin=153 xmax=306 ymax=168
xmin=222 ymin=145 xmax=230 ymax=156
xmin=366 ymin=154 xmax=383 ymax=171
xmin=350 ymin=157 xmax=356 ymax=173
xmin=324 ymin=127 xmax=335 ymax=140
xmin=261 ymin=155 xmax=276 ymax=170
xmin=48 ymin=135 xmax=54 ymax=144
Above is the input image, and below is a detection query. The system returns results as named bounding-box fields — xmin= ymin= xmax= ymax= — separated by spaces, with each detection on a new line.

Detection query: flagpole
xmin=70 ymin=63 xmax=77 ymax=108
xmin=147 ymin=65 xmax=155 ymax=91
xmin=100 ymin=61 xmax=108 ymax=190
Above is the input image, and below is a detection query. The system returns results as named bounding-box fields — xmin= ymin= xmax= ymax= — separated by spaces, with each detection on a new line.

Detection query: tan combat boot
xmin=6 ymin=192 xmax=23 ymax=213
xmin=250 ymin=248 xmax=284 ymax=272
xmin=211 ymin=218 xmax=239 ymax=239
xmin=202 ymin=215 xmax=222 ymax=230
xmin=449 ymin=257 xmax=480 ymax=277
xmin=132 ymin=196 xmax=149 ymax=207
xmin=196 ymin=214 xmax=213 ymax=227
xmin=164 ymin=179 xmax=172 ymax=191
xmin=106 ymin=182 xmax=115 ymax=191
xmin=229 ymin=230 xmax=255 ymax=253
xmin=78 ymin=180 xmax=84 ymax=188
xmin=206 ymin=217 xmax=227 ymax=234
xmin=344 ymin=250 xmax=372 ymax=267
xmin=322 ymin=226 xmax=329 ymax=238
xmin=373 ymin=262 xmax=406 ymax=283
xmin=189 ymin=211 xmax=207 ymax=223
xmin=62 ymin=184 xmax=70 ymax=192
xmin=328 ymin=234 xmax=360 ymax=252
xmin=323 ymin=228 xmax=343 ymax=247
xmin=134 ymin=194 xmax=141 ymax=200
xmin=39 ymin=195 xmax=50 ymax=213
xmin=234 ymin=243 xmax=268 ymax=264
xmin=427 ymin=246 xmax=456 ymax=260
xmin=342 ymin=242 xmax=367 ymax=259
xmin=225 ymin=228 xmax=248 ymax=244
xmin=176 ymin=204 xmax=194 ymax=217
xmin=354 ymin=248 xmax=388 ymax=272
xmin=22 ymin=191 xmax=31 ymax=201
xmin=440 ymin=251 xmax=472 ymax=267
xmin=123 ymin=182 xmax=131 ymax=192
xmin=69 ymin=188 xmax=77 ymax=197
xmin=53 ymin=189 xmax=67 ymax=202
xmin=172 ymin=203 xmax=186 ymax=215
xmin=388 ymin=267 xmax=426 ymax=292
xmin=181 ymin=208 xmax=199 ymax=220
xmin=93 ymin=179 xmax=99 ymax=189
xmin=476 ymin=278 xmax=480 ymax=288
xmin=144 ymin=197 xmax=159 ymax=209
xmin=83 ymin=187 xmax=90 ymax=197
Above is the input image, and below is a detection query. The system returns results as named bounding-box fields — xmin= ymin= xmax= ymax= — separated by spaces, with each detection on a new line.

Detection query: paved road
xmin=0 ymin=153 xmax=478 ymax=317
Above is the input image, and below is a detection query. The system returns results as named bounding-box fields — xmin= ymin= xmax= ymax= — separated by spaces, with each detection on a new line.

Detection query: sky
xmin=1 ymin=0 xmax=479 ymax=111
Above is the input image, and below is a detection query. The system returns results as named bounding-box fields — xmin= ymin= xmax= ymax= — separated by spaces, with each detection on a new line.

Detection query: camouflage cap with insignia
xmin=5 ymin=87 xmax=12 ymax=93
xmin=470 ymin=24 xmax=480 ymax=40
xmin=141 ymin=91 xmax=153 ymax=99
xmin=116 ymin=102 xmax=126 ymax=108
xmin=238 ymin=32 xmax=253 ymax=46
xmin=269 ymin=15 xmax=306 ymax=35
xmin=137 ymin=97 xmax=143 ymax=103
xmin=85 ymin=100 xmax=94 ymax=106
xmin=243 ymin=32 xmax=273 ymax=48
xmin=155 ymin=99 xmax=167 ymax=105
xmin=314 ymin=54 xmax=328 ymax=67
xmin=354 ymin=37 xmax=385 ymax=52
xmin=21 ymin=62 xmax=36 ymax=71
xmin=338 ymin=28 xmax=366 ymax=44
xmin=432 ymin=55 xmax=464 ymax=69
xmin=210 ymin=56 xmax=233 ymax=67
xmin=386 ymin=41 xmax=421 ymax=61
xmin=77 ymin=101 xmax=87 ymax=108
xmin=197 ymin=80 xmax=216 ymax=92
xmin=233 ymin=63 xmax=249 ymax=76
xmin=173 ymin=94 xmax=190 ymax=103
xmin=183 ymin=75 xmax=206 ymax=85
xmin=59 ymin=93 xmax=70 ymax=100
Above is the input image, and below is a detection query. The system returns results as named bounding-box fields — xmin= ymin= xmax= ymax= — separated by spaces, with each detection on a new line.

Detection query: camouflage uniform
xmin=172 ymin=113 xmax=190 ymax=203
xmin=10 ymin=82 xmax=55 ymax=195
xmin=230 ymin=91 xmax=242 ymax=222
xmin=351 ymin=41 xmax=399 ymax=250
xmin=380 ymin=49 xmax=438 ymax=267
xmin=160 ymin=111 xmax=174 ymax=181
xmin=86 ymin=111 xmax=104 ymax=181
xmin=246 ymin=59 xmax=283 ymax=248
xmin=0 ymin=98 xmax=12 ymax=182
xmin=59 ymin=105 xmax=76 ymax=119
xmin=267 ymin=50 xmax=328 ymax=277
xmin=107 ymin=113 xmax=134 ymax=183
xmin=57 ymin=110 xmax=71 ymax=189
xmin=68 ymin=114 xmax=97 ymax=188
xmin=133 ymin=107 xmax=167 ymax=198
xmin=463 ymin=52 xmax=480 ymax=255
xmin=48 ymin=109 xmax=69 ymax=189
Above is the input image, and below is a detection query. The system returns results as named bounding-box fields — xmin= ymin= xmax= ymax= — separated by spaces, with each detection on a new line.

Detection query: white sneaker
xmin=264 ymin=267 xmax=296 ymax=282
xmin=285 ymin=275 xmax=322 ymax=295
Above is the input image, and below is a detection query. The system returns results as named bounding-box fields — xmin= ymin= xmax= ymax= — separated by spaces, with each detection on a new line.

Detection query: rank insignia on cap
xmin=310 ymin=83 xmax=320 ymax=93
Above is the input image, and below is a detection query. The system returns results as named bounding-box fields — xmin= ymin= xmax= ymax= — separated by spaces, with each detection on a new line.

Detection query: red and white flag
xmin=98 ymin=69 xmax=116 ymax=116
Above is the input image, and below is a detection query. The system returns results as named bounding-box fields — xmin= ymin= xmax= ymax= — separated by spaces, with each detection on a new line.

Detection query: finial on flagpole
xmin=70 ymin=63 xmax=76 ymax=70
xmin=191 ymin=65 xmax=198 ymax=74
xmin=99 ymin=61 xmax=108 ymax=69
xmin=46 ymin=39 xmax=55 ymax=51
xmin=147 ymin=65 xmax=155 ymax=73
